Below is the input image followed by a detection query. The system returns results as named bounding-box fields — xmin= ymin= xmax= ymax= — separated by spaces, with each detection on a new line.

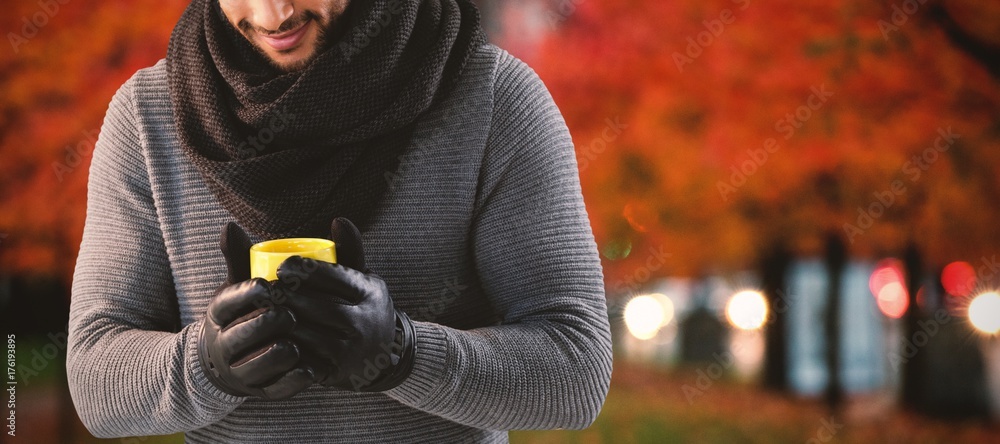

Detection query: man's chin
xmin=250 ymin=41 xmax=319 ymax=72
xmin=269 ymin=52 xmax=317 ymax=72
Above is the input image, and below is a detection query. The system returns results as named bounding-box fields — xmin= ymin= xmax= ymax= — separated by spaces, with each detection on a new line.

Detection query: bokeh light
xmin=869 ymin=259 xmax=909 ymax=319
xmin=869 ymin=259 xmax=905 ymax=297
xmin=968 ymin=291 xmax=1000 ymax=334
xmin=941 ymin=261 xmax=976 ymax=297
xmin=601 ymin=238 xmax=633 ymax=260
xmin=725 ymin=290 xmax=768 ymax=331
xmin=624 ymin=294 xmax=675 ymax=340
xmin=876 ymin=282 xmax=909 ymax=319
xmin=622 ymin=201 xmax=655 ymax=233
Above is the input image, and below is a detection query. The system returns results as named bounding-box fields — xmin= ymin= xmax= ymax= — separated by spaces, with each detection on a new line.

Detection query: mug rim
xmin=250 ymin=237 xmax=336 ymax=254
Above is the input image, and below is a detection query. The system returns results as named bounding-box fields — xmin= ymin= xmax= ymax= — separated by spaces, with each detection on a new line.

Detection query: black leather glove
xmin=275 ymin=217 xmax=416 ymax=392
xmin=196 ymin=222 xmax=314 ymax=399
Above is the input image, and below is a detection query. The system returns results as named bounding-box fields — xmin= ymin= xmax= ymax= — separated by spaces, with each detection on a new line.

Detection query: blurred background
xmin=2 ymin=0 xmax=1000 ymax=442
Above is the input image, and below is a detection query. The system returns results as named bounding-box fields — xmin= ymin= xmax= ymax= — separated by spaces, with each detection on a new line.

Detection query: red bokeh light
xmin=941 ymin=261 xmax=976 ymax=297
xmin=869 ymin=259 xmax=905 ymax=297
xmin=870 ymin=259 xmax=909 ymax=318
xmin=877 ymin=282 xmax=909 ymax=319
xmin=622 ymin=201 xmax=655 ymax=233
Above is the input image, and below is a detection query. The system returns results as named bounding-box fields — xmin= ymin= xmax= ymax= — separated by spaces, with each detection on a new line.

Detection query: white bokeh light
xmin=969 ymin=291 xmax=1000 ymax=335
xmin=725 ymin=290 xmax=768 ymax=331
xmin=624 ymin=294 xmax=675 ymax=340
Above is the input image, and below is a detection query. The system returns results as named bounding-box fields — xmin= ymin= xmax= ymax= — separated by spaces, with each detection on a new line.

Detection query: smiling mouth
xmin=257 ymin=19 xmax=312 ymax=53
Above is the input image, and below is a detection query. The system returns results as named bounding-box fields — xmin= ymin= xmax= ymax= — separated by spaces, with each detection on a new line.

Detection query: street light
xmin=623 ymin=293 xmax=675 ymax=340
xmin=725 ymin=290 xmax=768 ymax=331
xmin=969 ymin=291 xmax=1000 ymax=335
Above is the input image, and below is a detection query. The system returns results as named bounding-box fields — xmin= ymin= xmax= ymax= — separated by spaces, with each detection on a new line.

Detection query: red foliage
xmin=2 ymin=0 xmax=1000 ymax=290
xmin=0 ymin=1 xmax=188 ymax=282
xmin=518 ymin=0 xmax=1000 ymax=283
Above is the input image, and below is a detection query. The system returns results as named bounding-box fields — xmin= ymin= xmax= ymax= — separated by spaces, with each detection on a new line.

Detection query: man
xmin=66 ymin=0 xmax=612 ymax=441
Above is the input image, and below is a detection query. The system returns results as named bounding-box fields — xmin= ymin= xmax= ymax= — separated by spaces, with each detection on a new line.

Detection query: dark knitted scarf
xmin=166 ymin=0 xmax=485 ymax=239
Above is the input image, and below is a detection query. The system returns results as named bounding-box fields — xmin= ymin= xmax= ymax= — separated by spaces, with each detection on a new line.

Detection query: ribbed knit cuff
xmin=384 ymin=320 xmax=449 ymax=406
xmin=183 ymin=319 xmax=248 ymax=407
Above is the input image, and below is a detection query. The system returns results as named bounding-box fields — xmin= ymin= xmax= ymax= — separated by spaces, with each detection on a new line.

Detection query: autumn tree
xmin=498 ymin=0 xmax=1000 ymax=401
xmin=0 ymin=1 xmax=188 ymax=282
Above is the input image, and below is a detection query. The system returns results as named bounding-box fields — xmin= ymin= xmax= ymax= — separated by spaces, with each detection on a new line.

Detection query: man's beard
xmin=236 ymin=7 xmax=343 ymax=72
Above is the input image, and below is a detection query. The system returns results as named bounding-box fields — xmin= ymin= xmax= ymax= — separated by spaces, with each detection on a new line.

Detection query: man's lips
xmin=258 ymin=20 xmax=311 ymax=52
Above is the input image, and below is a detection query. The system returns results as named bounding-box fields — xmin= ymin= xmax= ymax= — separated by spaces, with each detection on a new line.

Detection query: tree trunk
xmin=823 ymin=232 xmax=846 ymax=413
xmin=901 ymin=241 xmax=926 ymax=410
xmin=761 ymin=241 xmax=792 ymax=391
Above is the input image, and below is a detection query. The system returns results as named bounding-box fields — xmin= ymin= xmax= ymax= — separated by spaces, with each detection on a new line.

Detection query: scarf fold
xmin=166 ymin=0 xmax=485 ymax=239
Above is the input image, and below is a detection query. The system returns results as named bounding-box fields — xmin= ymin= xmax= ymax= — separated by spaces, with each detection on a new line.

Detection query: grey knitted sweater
xmin=67 ymin=44 xmax=612 ymax=443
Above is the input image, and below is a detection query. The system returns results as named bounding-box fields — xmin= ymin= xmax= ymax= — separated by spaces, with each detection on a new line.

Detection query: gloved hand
xmin=275 ymin=217 xmax=416 ymax=392
xmin=196 ymin=222 xmax=315 ymax=399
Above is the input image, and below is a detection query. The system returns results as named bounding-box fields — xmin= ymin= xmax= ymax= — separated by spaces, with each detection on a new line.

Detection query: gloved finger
xmin=284 ymin=300 xmax=358 ymax=338
xmin=272 ymin=255 xmax=334 ymax=293
xmin=221 ymin=222 xmax=254 ymax=284
xmin=229 ymin=339 xmax=301 ymax=386
xmin=219 ymin=307 xmax=297 ymax=360
xmin=288 ymin=324 xmax=357 ymax=355
xmin=210 ymin=279 xmax=277 ymax=326
xmin=276 ymin=256 xmax=368 ymax=304
xmin=295 ymin=349 xmax=337 ymax=384
xmin=279 ymin=277 xmax=359 ymax=328
xmin=258 ymin=367 xmax=315 ymax=400
xmin=330 ymin=217 xmax=366 ymax=272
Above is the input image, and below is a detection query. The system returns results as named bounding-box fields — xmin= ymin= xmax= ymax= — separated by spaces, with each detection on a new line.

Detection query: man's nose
xmin=250 ymin=0 xmax=295 ymax=32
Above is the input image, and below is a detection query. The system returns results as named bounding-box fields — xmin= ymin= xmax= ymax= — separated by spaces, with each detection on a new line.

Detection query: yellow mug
xmin=250 ymin=238 xmax=337 ymax=281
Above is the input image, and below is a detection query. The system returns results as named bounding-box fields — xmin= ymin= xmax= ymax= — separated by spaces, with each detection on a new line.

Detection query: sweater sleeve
xmin=384 ymin=51 xmax=613 ymax=430
xmin=66 ymin=75 xmax=246 ymax=438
